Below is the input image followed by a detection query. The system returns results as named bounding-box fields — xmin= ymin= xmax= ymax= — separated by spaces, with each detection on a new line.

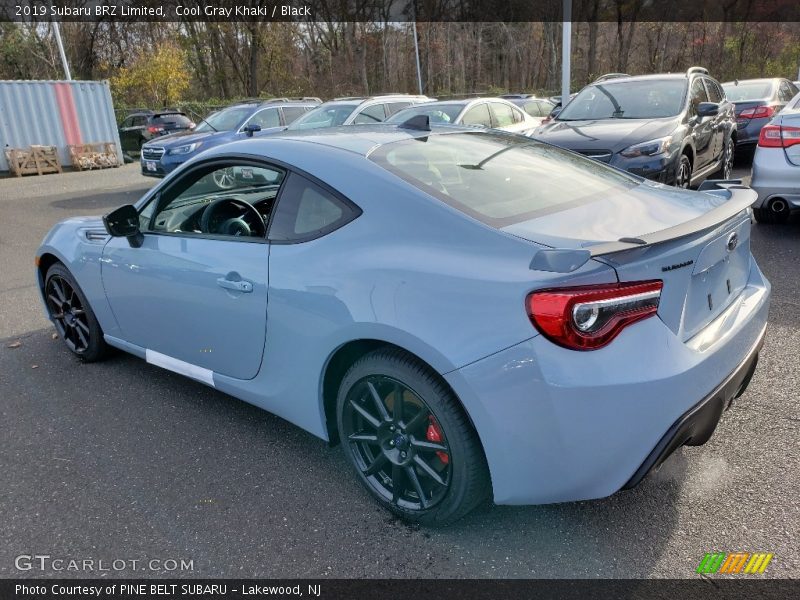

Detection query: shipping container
xmin=0 ymin=79 xmax=123 ymax=173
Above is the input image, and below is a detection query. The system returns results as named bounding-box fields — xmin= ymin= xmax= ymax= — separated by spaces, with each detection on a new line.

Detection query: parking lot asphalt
xmin=1 ymin=159 xmax=798 ymax=578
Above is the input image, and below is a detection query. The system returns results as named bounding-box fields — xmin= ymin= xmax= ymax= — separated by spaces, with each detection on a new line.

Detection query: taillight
xmin=739 ymin=106 xmax=775 ymax=120
xmin=147 ymin=126 xmax=164 ymax=134
xmin=526 ymin=281 xmax=663 ymax=350
xmin=758 ymin=125 xmax=800 ymax=148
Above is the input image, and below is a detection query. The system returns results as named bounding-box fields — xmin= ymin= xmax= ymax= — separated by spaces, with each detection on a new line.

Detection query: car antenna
xmin=399 ymin=115 xmax=431 ymax=131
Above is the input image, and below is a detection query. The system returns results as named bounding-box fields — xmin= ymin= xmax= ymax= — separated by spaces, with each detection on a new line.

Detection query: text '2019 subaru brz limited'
xmin=36 ymin=124 xmax=769 ymax=525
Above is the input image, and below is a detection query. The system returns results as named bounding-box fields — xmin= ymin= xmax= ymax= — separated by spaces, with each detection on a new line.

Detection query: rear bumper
xmin=622 ymin=324 xmax=764 ymax=489
xmin=751 ymin=147 xmax=800 ymax=208
xmin=445 ymin=259 xmax=770 ymax=505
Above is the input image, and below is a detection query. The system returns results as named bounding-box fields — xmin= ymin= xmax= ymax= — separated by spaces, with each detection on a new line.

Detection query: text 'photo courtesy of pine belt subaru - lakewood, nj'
xmin=37 ymin=123 xmax=769 ymax=525
xmin=532 ymin=68 xmax=736 ymax=189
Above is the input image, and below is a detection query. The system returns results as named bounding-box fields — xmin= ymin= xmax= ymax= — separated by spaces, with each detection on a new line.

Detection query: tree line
xmin=0 ymin=20 xmax=798 ymax=108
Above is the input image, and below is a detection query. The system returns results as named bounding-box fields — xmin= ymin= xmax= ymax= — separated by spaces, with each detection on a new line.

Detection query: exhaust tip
xmin=770 ymin=198 xmax=788 ymax=214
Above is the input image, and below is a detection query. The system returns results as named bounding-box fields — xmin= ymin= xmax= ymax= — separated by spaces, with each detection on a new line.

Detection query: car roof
xmin=207 ymin=124 xmax=467 ymax=158
xmin=721 ymin=78 xmax=780 ymax=85
xmin=589 ymin=73 xmax=692 ymax=86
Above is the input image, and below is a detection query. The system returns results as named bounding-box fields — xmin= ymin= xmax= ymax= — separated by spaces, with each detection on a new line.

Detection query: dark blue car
xmin=722 ymin=78 xmax=799 ymax=150
xmin=140 ymin=99 xmax=320 ymax=178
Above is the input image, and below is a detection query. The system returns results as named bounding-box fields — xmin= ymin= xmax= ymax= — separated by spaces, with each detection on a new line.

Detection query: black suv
xmin=533 ymin=67 xmax=736 ymax=188
xmin=118 ymin=110 xmax=195 ymax=153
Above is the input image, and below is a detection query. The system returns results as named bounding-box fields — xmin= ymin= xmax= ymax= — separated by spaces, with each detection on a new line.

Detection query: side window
xmin=132 ymin=115 xmax=148 ymax=127
xmin=511 ymin=106 xmax=525 ymax=123
xmin=120 ymin=117 xmax=133 ymax=128
xmin=269 ymin=173 xmax=356 ymax=242
xmin=246 ymin=108 xmax=280 ymax=129
xmin=386 ymin=101 xmax=412 ymax=116
xmin=705 ymin=79 xmax=723 ymax=103
xmin=523 ymin=102 xmax=541 ymax=117
xmin=779 ymin=81 xmax=795 ymax=102
xmin=352 ymin=104 xmax=387 ymax=124
xmin=689 ymin=78 xmax=708 ymax=115
xmin=281 ymin=106 xmax=307 ymax=124
xmin=489 ymin=102 xmax=515 ymax=127
xmin=147 ymin=163 xmax=285 ymax=239
xmin=461 ymin=103 xmax=492 ymax=127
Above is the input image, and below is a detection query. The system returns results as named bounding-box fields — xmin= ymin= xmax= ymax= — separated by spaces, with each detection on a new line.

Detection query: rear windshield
xmin=369 ymin=132 xmax=638 ymax=227
xmin=386 ymin=104 xmax=465 ymax=125
xmin=152 ymin=114 xmax=192 ymax=127
xmin=558 ymin=79 xmax=687 ymax=120
xmin=722 ymin=81 xmax=774 ymax=101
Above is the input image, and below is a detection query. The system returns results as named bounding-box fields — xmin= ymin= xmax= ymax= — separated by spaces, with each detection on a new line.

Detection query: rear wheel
xmin=675 ymin=154 xmax=692 ymax=189
xmin=44 ymin=263 xmax=111 ymax=362
xmin=337 ymin=348 xmax=490 ymax=526
xmin=753 ymin=198 xmax=790 ymax=224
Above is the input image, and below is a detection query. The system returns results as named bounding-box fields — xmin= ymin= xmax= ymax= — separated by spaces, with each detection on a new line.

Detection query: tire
xmin=336 ymin=348 xmax=491 ymax=526
xmin=753 ymin=198 xmax=790 ymax=224
xmin=44 ymin=263 xmax=111 ymax=362
xmin=714 ymin=136 xmax=735 ymax=180
xmin=675 ymin=153 xmax=692 ymax=189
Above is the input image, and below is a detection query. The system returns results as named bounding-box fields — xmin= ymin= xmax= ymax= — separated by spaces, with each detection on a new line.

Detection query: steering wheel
xmin=200 ymin=197 xmax=266 ymax=238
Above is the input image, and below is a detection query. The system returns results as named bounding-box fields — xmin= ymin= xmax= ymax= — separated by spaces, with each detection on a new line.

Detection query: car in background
xmin=283 ymin=94 xmax=433 ymax=131
xmin=533 ymin=68 xmax=736 ymax=188
xmin=385 ymin=97 xmax=540 ymax=134
xmin=750 ymin=92 xmax=800 ymax=223
xmin=722 ymin=78 xmax=799 ymax=150
xmin=501 ymin=96 xmax=556 ymax=125
xmin=140 ymin=98 xmax=320 ymax=178
xmin=118 ymin=110 xmax=195 ymax=153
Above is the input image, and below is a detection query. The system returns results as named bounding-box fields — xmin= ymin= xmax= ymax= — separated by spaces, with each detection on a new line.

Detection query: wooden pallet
xmin=68 ymin=143 xmax=120 ymax=171
xmin=4 ymin=145 xmax=62 ymax=177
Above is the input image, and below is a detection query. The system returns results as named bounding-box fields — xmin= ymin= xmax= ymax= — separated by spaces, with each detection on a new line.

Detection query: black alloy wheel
xmin=45 ymin=263 xmax=111 ymax=362
xmin=337 ymin=349 xmax=490 ymax=526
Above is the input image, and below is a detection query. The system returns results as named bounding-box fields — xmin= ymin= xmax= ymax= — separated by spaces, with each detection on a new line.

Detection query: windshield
xmin=287 ymin=102 xmax=360 ymax=130
xmin=722 ymin=81 xmax=774 ymax=101
xmin=386 ymin=104 xmax=465 ymax=124
xmin=194 ymin=106 xmax=252 ymax=132
xmin=558 ymin=79 xmax=687 ymax=120
xmin=370 ymin=132 xmax=637 ymax=227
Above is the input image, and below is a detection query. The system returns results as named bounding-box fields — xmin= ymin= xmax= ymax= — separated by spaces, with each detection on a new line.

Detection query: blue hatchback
xmin=140 ymin=99 xmax=319 ymax=178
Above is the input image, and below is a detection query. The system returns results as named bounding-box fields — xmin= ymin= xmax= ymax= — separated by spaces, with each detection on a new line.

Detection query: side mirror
xmin=696 ymin=102 xmax=719 ymax=118
xmin=103 ymin=204 xmax=143 ymax=248
xmin=243 ymin=124 xmax=262 ymax=138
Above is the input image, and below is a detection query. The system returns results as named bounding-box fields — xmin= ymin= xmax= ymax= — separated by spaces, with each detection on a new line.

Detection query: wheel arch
xmin=320 ymin=338 xmax=481 ymax=450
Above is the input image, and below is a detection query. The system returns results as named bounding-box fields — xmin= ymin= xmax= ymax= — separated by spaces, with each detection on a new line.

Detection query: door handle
xmin=216 ymin=277 xmax=253 ymax=293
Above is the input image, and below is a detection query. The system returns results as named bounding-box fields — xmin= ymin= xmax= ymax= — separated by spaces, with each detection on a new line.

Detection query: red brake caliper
xmin=426 ymin=416 xmax=449 ymax=465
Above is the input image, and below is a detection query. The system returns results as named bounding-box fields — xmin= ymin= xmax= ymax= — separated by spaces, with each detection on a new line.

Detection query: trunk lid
xmin=505 ymin=182 xmax=754 ymax=340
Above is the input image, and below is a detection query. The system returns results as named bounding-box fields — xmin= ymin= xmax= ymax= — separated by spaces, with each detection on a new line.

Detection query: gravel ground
xmin=0 ymin=157 xmax=798 ymax=579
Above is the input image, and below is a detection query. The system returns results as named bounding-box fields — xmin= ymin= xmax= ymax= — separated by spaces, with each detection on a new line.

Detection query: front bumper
xmin=140 ymin=154 xmax=185 ymax=178
xmin=445 ymin=259 xmax=770 ymax=505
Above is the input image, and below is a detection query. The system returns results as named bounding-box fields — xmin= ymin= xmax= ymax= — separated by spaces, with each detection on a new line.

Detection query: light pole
xmin=412 ymin=21 xmax=423 ymax=95
xmin=53 ymin=22 xmax=72 ymax=80
xmin=561 ymin=0 xmax=571 ymax=103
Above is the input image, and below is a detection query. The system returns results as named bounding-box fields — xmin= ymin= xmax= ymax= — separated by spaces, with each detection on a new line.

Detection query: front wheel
xmin=675 ymin=154 xmax=692 ymax=189
xmin=715 ymin=136 xmax=735 ymax=180
xmin=336 ymin=348 xmax=490 ymax=526
xmin=44 ymin=263 xmax=111 ymax=362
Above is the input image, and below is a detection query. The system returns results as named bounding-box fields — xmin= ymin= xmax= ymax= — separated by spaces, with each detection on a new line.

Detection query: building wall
xmin=0 ymin=79 xmax=122 ymax=172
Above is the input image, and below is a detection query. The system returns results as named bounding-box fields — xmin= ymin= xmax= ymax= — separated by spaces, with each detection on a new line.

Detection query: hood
xmin=533 ymin=117 xmax=678 ymax=153
xmin=502 ymin=180 xmax=732 ymax=250
xmin=145 ymin=130 xmax=233 ymax=148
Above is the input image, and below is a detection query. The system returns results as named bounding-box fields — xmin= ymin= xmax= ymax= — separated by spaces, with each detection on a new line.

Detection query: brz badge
xmin=727 ymin=232 xmax=739 ymax=252
xmin=662 ymin=260 xmax=694 ymax=272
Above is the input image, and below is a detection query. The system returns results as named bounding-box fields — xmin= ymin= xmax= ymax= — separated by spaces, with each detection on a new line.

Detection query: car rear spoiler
xmin=530 ymin=181 xmax=755 ymax=273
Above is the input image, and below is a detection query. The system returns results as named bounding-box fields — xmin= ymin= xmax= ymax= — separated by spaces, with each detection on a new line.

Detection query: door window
xmin=489 ymin=102 xmax=515 ymax=127
xmin=147 ymin=163 xmax=286 ymax=239
xmin=523 ymin=102 xmax=543 ymax=117
xmin=268 ymin=174 xmax=358 ymax=242
xmin=120 ymin=117 xmax=134 ymax=128
xmin=705 ymin=79 xmax=723 ymax=103
xmin=461 ymin=103 xmax=492 ymax=127
xmin=689 ymin=78 xmax=709 ymax=115
xmin=245 ymin=108 xmax=280 ymax=129
xmin=281 ymin=106 xmax=307 ymax=124
xmin=386 ymin=102 xmax=412 ymax=116
xmin=132 ymin=115 xmax=148 ymax=127
xmin=352 ymin=104 xmax=387 ymax=124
